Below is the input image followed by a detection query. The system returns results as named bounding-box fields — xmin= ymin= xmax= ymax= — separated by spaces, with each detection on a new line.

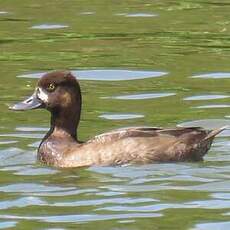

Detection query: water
xmin=0 ymin=0 xmax=230 ymax=229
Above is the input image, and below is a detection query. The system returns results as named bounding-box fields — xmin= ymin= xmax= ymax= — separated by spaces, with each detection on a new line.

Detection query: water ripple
xmin=191 ymin=72 xmax=230 ymax=79
xmin=0 ymin=221 xmax=17 ymax=229
xmin=0 ymin=183 xmax=75 ymax=193
xmin=0 ymin=140 xmax=18 ymax=145
xmin=184 ymin=95 xmax=230 ymax=101
xmin=15 ymin=126 xmax=48 ymax=132
xmin=103 ymin=92 xmax=176 ymax=100
xmin=192 ymin=221 xmax=230 ymax=230
xmin=17 ymin=70 xmax=168 ymax=81
xmin=99 ymin=113 xmax=144 ymax=120
xmin=116 ymin=13 xmax=157 ymax=17
xmin=79 ymin=12 xmax=95 ymax=15
xmin=0 ymin=11 xmax=8 ymax=15
xmin=0 ymin=196 xmax=45 ymax=210
xmin=178 ymin=119 xmax=230 ymax=130
xmin=31 ymin=24 xmax=69 ymax=29
xmin=193 ymin=104 xmax=230 ymax=109
xmin=0 ymin=133 xmax=43 ymax=139
xmin=0 ymin=213 xmax=162 ymax=223
xmin=52 ymin=197 xmax=156 ymax=207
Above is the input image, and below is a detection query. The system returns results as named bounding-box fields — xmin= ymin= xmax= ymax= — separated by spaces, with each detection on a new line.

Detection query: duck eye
xmin=47 ymin=83 xmax=56 ymax=92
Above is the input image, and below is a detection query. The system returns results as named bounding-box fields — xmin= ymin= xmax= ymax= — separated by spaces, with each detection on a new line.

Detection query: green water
xmin=0 ymin=0 xmax=230 ymax=229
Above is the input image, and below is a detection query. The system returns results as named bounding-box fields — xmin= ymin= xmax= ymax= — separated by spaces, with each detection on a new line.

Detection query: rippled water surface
xmin=1 ymin=0 xmax=230 ymax=229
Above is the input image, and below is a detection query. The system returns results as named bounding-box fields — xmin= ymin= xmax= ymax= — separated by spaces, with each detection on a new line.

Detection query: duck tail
xmin=203 ymin=126 xmax=227 ymax=141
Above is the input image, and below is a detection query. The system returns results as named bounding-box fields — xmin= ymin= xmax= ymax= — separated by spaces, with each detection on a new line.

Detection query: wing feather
xmin=88 ymin=126 xmax=209 ymax=144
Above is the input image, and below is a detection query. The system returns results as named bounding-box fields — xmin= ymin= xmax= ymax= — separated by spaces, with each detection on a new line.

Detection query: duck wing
xmin=89 ymin=126 xmax=225 ymax=144
xmin=89 ymin=127 xmax=161 ymax=144
xmin=76 ymin=126 xmax=225 ymax=166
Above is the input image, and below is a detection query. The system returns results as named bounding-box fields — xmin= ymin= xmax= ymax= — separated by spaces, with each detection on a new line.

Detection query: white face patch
xmin=37 ymin=87 xmax=49 ymax=103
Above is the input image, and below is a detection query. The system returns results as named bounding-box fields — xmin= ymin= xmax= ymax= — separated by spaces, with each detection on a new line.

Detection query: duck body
xmin=10 ymin=71 xmax=225 ymax=168
xmin=38 ymin=126 xmax=223 ymax=168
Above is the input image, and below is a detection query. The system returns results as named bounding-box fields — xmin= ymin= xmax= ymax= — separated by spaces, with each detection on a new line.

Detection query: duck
xmin=10 ymin=71 xmax=225 ymax=168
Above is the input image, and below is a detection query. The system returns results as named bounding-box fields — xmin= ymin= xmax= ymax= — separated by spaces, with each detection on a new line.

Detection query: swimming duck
xmin=10 ymin=71 xmax=225 ymax=168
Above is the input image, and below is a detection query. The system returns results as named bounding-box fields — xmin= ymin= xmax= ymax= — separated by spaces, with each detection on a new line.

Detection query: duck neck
xmin=40 ymin=82 xmax=82 ymax=146
xmin=50 ymin=106 xmax=81 ymax=140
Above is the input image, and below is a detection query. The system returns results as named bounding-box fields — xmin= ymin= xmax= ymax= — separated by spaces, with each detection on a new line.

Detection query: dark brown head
xmin=10 ymin=71 xmax=81 ymax=113
xmin=10 ymin=71 xmax=82 ymax=138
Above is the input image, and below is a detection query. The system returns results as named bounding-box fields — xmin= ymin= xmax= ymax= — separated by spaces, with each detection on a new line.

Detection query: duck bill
xmin=9 ymin=93 xmax=43 ymax=111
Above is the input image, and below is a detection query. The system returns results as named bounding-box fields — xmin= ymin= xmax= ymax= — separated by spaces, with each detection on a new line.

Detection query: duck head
xmin=10 ymin=71 xmax=81 ymax=111
xmin=10 ymin=71 xmax=82 ymax=138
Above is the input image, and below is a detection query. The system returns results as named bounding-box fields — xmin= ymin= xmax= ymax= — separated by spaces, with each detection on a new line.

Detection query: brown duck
xmin=10 ymin=71 xmax=225 ymax=168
